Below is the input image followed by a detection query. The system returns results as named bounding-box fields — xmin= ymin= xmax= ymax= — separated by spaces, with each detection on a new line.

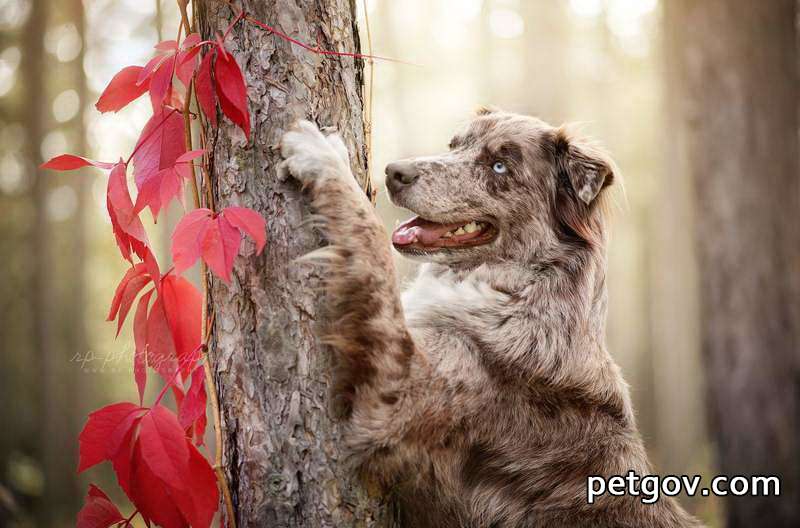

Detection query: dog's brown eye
xmin=492 ymin=161 xmax=508 ymax=174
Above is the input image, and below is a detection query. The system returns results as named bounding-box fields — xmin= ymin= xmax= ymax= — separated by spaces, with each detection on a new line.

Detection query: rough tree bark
xmin=664 ymin=1 xmax=800 ymax=526
xmin=197 ymin=2 xmax=395 ymax=526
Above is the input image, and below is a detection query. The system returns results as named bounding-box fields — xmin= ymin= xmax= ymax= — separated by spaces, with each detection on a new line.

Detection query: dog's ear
xmin=475 ymin=105 xmax=501 ymax=116
xmin=553 ymin=127 xmax=615 ymax=205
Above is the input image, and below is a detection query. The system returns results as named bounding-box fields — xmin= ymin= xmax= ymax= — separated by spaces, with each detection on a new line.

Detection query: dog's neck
xmin=412 ymin=242 xmax=619 ymax=396
xmin=427 ymin=241 xmax=609 ymax=327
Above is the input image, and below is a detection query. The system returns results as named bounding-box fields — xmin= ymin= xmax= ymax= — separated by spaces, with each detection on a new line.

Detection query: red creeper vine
xmin=41 ymin=1 xmax=386 ymax=526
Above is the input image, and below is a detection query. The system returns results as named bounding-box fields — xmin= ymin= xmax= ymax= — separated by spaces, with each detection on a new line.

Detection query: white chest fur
xmin=400 ymin=264 xmax=506 ymax=386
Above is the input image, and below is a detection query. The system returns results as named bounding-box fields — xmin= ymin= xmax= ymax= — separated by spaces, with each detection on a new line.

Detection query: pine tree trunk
xmin=664 ymin=1 xmax=800 ymax=526
xmin=197 ymin=2 xmax=394 ymax=526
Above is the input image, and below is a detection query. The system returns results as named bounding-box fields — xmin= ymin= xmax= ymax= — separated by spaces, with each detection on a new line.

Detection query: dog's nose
xmin=385 ymin=161 xmax=419 ymax=189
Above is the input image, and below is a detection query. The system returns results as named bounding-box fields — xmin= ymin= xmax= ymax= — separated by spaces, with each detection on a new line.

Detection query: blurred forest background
xmin=0 ymin=0 xmax=797 ymax=526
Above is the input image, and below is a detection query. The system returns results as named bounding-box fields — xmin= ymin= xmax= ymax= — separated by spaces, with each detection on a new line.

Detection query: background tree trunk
xmin=66 ymin=0 xmax=91 ymax=512
xmin=21 ymin=0 xmax=62 ymax=523
xmin=650 ymin=0 xmax=708 ymax=500
xmin=198 ymin=1 xmax=394 ymax=526
xmin=664 ymin=1 xmax=800 ymax=526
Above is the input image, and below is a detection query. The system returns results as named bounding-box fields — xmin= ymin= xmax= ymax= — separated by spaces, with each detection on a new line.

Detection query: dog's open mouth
xmin=391 ymin=216 xmax=498 ymax=252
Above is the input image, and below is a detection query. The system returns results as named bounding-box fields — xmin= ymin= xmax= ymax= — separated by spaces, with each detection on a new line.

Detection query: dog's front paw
xmin=320 ymin=126 xmax=351 ymax=166
xmin=280 ymin=120 xmax=350 ymax=185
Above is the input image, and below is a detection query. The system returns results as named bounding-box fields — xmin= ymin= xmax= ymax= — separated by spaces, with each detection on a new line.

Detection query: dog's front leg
xmin=280 ymin=121 xmax=416 ymax=419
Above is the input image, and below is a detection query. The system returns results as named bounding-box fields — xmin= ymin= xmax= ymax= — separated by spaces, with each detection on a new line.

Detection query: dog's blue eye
xmin=492 ymin=161 xmax=507 ymax=174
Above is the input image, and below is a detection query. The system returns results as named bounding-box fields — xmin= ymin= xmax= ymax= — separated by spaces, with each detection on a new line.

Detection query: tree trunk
xmin=521 ymin=1 xmax=570 ymax=122
xmin=66 ymin=0 xmax=91 ymax=513
xmin=197 ymin=2 xmax=394 ymax=526
xmin=651 ymin=0 xmax=707 ymax=492
xmin=664 ymin=1 xmax=800 ymax=526
xmin=21 ymin=0 xmax=62 ymax=523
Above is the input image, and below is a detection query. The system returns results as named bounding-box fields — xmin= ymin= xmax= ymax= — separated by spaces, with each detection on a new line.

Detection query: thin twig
xmin=213 ymin=0 xmax=408 ymax=64
xmin=361 ymin=0 xmax=375 ymax=201
xmin=120 ymin=508 xmax=139 ymax=527
xmin=265 ymin=77 xmax=289 ymax=94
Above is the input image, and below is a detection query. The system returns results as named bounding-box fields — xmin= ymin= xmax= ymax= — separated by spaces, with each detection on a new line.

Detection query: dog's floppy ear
xmin=475 ymin=105 xmax=501 ymax=116
xmin=554 ymin=127 xmax=615 ymax=205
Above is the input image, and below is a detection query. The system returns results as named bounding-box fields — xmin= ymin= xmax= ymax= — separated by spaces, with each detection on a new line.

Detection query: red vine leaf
xmin=134 ymin=167 xmax=185 ymax=221
xmin=76 ymin=484 xmax=125 ymax=528
xmin=223 ymin=206 xmax=267 ymax=253
xmin=134 ymin=274 xmax=202 ymax=383
xmin=138 ymin=55 xmax=168 ymax=85
xmin=129 ymin=443 xmax=187 ymax=528
xmin=177 ymin=47 xmax=201 ymax=89
xmin=175 ymin=33 xmax=202 ymax=90
xmin=146 ymin=296 xmax=180 ymax=382
xmin=78 ymin=402 xmax=142 ymax=473
xmin=133 ymin=149 xmax=204 ymax=221
xmin=108 ymin=249 xmax=200 ymax=388
xmin=214 ymin=47 xmax=250 ymax=138
xmin=198 ymin=212 xmax=240 ymax=283
xmin=107 ymin=262 xmax=153 ymax=336
xmin=176 ymin=444 xmax=218 ymax=527
xmin=107 ymin=161 xmax=149 ymax=262
xmin=96 ymin=65 xmax=150 ymax=113
xmin=155 ymin=39 xmax=179 ymax=52
xmin=176 ymin=149 xmax=205 ymax=164
xmin=106 ymin=404 xmax=219 ymax=528
xmin=195 ymin=52 xmax=217 ymax=128
xmin=132 ymin=108 xmax=186 ymax=193
xmin=179 ymin=365 xmax=207 ymax=446
xmin=172 ymin=207 xmax=267 ymax=283
xmin=40 ymin=154 xmax=114 ymax=171
xmin=149 ymin=54 xmax=177 ymax=110
xmin=161 ymin=273 xmax=202 ymax=378
xmin=110 ymin=413 xmax=139 ymax=499
xmin=181 ymin=33 xmax=201 ymax=50
xmin=171 ymin=209 xmax=220 ymax=277
xmin=139 ymin=405 xmax=191 ymax=491
xmin=133 ymin=288 xmax=154 ymax=405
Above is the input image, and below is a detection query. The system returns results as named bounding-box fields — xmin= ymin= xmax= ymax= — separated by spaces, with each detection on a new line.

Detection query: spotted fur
xmin=280 ymin=112 xmax=702 ymax=527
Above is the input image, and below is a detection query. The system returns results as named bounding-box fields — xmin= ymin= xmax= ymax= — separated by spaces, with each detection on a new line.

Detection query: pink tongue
xmin=392 ymin=226 xmax=423 ymax=245
xmin=391 ymin=216 xmax=462 ymax=246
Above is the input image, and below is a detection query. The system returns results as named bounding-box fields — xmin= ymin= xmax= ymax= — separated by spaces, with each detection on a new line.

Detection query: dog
xmin=280 ymin=109 xmax=702 ymax=528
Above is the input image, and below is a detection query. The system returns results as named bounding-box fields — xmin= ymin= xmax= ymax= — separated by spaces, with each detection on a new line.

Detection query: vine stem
xmin=214 ymin=0 xmax=408 ymax=64
xmin=361 ymin=0 xmax=375 ymax=202
xmin=178 ymin=2 xmax=237 ymax=527
xmin=119 ymin=508 xmax=139 ymax=527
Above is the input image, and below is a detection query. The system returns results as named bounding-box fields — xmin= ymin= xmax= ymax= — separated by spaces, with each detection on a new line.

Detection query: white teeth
xmin=464 ymin=222 xmax=479 ymax=233
xmin=440 ymin=221 xmax=486 ymax=240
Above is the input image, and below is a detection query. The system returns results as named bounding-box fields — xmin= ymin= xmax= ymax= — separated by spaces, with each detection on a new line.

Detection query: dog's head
xmin=386 ymin=109 xmax=617 ymax=266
